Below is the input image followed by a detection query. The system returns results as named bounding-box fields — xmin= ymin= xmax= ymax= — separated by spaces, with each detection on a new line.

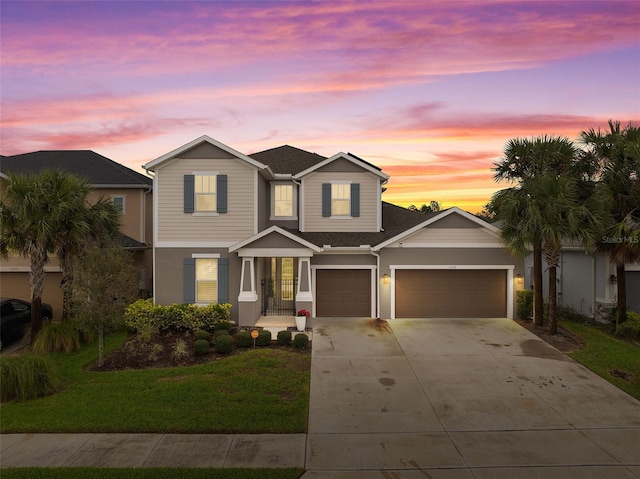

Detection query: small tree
xmin=68 ymin=241 xmax=137 ymax=368
xmin=408 ymin=201 xmax=442 ymax=213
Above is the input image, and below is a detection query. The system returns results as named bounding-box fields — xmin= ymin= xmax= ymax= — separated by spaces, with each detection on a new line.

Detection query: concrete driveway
xmin=304 ymin=318 xmax=640 ymax=478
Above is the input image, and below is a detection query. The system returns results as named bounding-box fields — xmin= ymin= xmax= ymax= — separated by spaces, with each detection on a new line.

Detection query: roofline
xmin=229 ymin=225 xmax=323 ymax=253
xmin=92 ymin=184 xmax=152 ymax=189
xmin=372 ymin=207 xmax=500 ymax=251
xmin=143 ymin=135 xmax=269 ymax=172
xmin=293 ymin=152 xmax=389 ymax=181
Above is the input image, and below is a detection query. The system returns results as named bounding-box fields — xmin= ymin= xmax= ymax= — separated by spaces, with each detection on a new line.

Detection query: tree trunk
xmin=548 ymin=265 xmax=558 ymax=335
xmin=29 ymin=248 xmax=47 ymax=345
xmin=533 ymin=241 xmax=544 ymax=326
xmin=98 ymin=325 xmax=105 ymax=369
xmin=616 ymin=262 xmax=627 ymax=326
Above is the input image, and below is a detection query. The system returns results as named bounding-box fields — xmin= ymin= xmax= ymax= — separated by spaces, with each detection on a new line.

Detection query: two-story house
xmin=144 ymin=136 xmax=524 ymax=326
xmin=1 ymin=151 xmax=153 ymax=320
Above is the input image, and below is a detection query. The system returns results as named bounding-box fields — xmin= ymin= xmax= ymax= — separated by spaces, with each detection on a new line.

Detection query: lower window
xmin=196 ymin=258 xmax=218 ymax=302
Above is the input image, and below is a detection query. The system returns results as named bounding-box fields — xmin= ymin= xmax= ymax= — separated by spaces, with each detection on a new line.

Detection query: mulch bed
xmin=95 ymin=329 xmax=309 ymax=371
xmin=514 ymin=319 xmax=585 ymax=354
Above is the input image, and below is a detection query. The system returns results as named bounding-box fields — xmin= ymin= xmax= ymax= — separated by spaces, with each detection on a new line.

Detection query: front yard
xmin=0 ymin=331 xmax=311 ymax=433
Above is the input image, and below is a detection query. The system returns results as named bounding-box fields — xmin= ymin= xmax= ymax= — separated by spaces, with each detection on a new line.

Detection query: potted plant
xmin=295 ymin=309 xmax=310 ymax=332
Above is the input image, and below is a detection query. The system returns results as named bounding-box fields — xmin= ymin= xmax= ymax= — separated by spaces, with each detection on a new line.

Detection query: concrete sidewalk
xmin=1 ymin=433 xmax=306 ymax=468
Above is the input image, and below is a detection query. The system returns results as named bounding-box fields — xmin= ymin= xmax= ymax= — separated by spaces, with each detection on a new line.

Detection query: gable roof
xmin=143 ymin=135 xmax=268 ymax=172
xmin=249 ymin=145 xmax=326 ymax=175
xmin=1 ymin=150 xmax=152 ymax=187
xmin=372 ymin=207 xmax=499 ymax=251
xmin=294 ymin=152 xmax=389 ymax=181
xmin=229 ymin=225 xmax=323 ymax=253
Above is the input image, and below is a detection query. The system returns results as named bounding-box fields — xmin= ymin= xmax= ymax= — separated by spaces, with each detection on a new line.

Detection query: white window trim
xmin=270 ymin=182 xmax=298 ymax=220
xmin=329 ymin=180 xmax=352 ymax=219
xmin=192 ymin=253 xmax=220 ymax=305
xmin=111 ymin=195 xmax=126 ymax=214
xmin=192 ymin=171 xmax=219 ymax=215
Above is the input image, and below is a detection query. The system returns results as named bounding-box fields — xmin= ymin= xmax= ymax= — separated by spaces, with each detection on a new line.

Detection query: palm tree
xmin=581 ymin=121 xmax=640 ymax=325
xmin=0 ymin=170 xmax=121 ymax=342
xmin=493 ymin=135 xmax=584 ymax=327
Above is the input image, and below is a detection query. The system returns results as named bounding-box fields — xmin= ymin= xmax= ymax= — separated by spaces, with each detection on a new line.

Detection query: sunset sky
xmin=1 ymin=1 xmax=639 ymax=212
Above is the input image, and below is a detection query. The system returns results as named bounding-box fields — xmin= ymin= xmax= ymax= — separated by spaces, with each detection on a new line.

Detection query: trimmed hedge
xmin=194 ymin=330 xmax=211 ymax=341
xmin=124 ymin=299 xmax=232 ymax=334
xmin=256 ymin=330 xmax=272 ymax=347
xmin=236 ymin=331 xmax=252 ymax=348
xmin=277 ymin=330 xmax=292 ymax=346
xmin=293 ymin=334 xmax=309 ymax=350
xmin=194 ymin=339 xmax=210 ymax=356
xmin=516 ymin=290 xmax=533 ymax=320
xmin=214 ymin=330 xmax=230 ymax=338
xmin=1 ymin=355 xmax=60 ymax=402
xmin=216 ymin=335 xmax=234 ymax=354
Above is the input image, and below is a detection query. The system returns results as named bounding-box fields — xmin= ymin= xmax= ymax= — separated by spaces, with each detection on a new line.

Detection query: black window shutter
xmin=322 ymin=183 xmax=331 ymax=217
xmin=184 ymin=175 xmax=195 ymax=213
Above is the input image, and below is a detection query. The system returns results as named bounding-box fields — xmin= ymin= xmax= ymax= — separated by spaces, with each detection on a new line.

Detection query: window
xmin=331 ymin=183 xmax=351 ymax=216
xmin=196 ymin=258 xmax=218 ymax=302
xmin=112 ymin=196 xmax=125 ymax=214
xmin=274 ymin=184 xmax=293 ymax=217
xmin=195 ymin=175 xmax=217 ymax=212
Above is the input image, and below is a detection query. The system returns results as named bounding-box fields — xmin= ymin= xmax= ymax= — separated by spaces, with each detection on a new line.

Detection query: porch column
xmin=296 ymin=257 xmax=313 ymax=302
xmin=238 ymin=257 xmax=258 ymax=302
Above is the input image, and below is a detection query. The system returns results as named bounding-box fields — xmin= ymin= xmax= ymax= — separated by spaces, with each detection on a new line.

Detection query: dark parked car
xmin=0 ymin=298 xmax=53 ymax=350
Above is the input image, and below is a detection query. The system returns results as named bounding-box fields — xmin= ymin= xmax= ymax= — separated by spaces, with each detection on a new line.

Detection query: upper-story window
xmin=322 ymin=182 xmax=360 ymax=218
xmin=111 ymin=195 xmax=125 ymax=214
xmin=271 ymin=183 xmax=297 ymax=219
xmin=195 ymin=175 xmax=217 ymax=212
xmin=184 ymin=174 xmax=227 ymax=214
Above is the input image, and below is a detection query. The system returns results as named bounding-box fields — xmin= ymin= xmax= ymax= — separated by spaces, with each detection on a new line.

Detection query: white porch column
xmin=238 ymin=257 xmax=258 ymax=302
xmin=296 ymin=257 xmax=313 ymax=302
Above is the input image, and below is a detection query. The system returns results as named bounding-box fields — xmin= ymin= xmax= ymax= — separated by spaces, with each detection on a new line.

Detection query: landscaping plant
xmin=293 ymin=334 xmax=309 ymax=350
xmin=277 ymin=330 xmax=292 ymax=346
xmin=194 ymin=339 xmax=210 ymax=356
xmin=0 ymin=355 xmax=59 ymax=402
xmin=256 ymin=330 xmax=272 ymax=346
xmin=31 ymin=321 xmax=81 ymax=354
xmin=215 ymin=335 xmax=234 ymax=354
xmin=235 ymin=331 xmax=252 ymax=348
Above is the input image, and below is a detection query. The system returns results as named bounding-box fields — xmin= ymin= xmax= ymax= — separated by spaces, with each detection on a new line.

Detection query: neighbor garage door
xmin=395 ymin=269 xmax=507 ymax=318
xmin=316 ymin=269 xmax=371 ymax=317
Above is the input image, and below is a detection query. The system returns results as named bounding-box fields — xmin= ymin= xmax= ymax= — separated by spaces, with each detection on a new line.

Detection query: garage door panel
xmin=316 ymin=269 xmax=371 ymax=317
xmin=396 ymin=269 xmax=506 ymax=318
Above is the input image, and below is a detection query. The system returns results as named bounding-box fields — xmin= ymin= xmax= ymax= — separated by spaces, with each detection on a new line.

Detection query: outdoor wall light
xmin=610 ymin=274 xmax=617 ymax=284
xmin=383 ymin=274 xmax=390 ymax=285
xmin=516 ymin=274 xmax=524 ymax=284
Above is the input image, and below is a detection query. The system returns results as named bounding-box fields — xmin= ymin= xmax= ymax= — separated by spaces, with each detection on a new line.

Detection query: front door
xmin=262 ymin=257 xmax=297 ymax=315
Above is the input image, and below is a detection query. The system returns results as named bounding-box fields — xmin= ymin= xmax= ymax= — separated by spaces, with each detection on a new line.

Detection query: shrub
xmin=293 ymin=333 xmax=309 ymax=350
xmin=194 ymin=330 xmax=211 ymax=341
xmin=147 ymin=343 xmax=164 ymax=362
xmin=216 ymin=334 xmax=234 ymax=354
xmin=1 ymin=355 xmax=60 ymax=402
xmin=236 ymin=330 xmax=252 ymax=348
xmin=615 ymin=311 xmax=640 ymax=340
xmin=171 ymin=339 xmax=189 ymax=362
xmin=516 ymin=290 xmax=533 ymax=321
xmin=124 ymin=299 xmax=232 ymax=333
xmin=31 ymin=321 xmax=81 ymax=354
xmin=255 ymin=329 xmax=272 ymax=346
xmin=277 ymin=330 xmax=292 ymax=346
xmin=214 ymin=320 xmax=232 ymax=332
xmin=214 ymin=329 xmax=230 ymax=338
xmin=194 ymin=339 xmax=210 ymax=356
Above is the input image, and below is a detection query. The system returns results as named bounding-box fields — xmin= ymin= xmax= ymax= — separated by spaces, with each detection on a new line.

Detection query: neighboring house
xmin=525 ymin=250 xmax=640 ymax=318
xmin=144 ymin=136 xmax=525 ymax=325
xmin=0 ymin=151 xmax=153 ymax=320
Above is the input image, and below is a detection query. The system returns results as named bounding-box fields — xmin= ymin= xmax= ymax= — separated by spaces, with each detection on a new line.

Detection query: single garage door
xmin=316 ymin=269 xmax=371 ymax=317
xmin=395 ymin=269 xmax=507 ymax=318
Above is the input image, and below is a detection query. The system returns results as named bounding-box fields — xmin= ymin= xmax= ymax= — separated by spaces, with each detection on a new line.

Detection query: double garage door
xmin=316 ymin=269 xmax=372 ymax=317
xmin=395 ymin=269 xmax=507 ymax=318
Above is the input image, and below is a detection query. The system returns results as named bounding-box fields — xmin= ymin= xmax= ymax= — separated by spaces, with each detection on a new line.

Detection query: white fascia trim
xmin=155 ymin=241 xmax=236 ymax=248
xmin=1 ymin=265 xmax=62 ymax=273
xmin=236 ymin=247 xmax=316 ymax=257
xmin=254 ymin=170 xmax=259 ymax=235
xmin=294 ymin=152 xmax=389 ymax=181
xmin=392 ymin=242 xmax=505 ymax=248
xmin=229 ymin=225 xmax=322 ymax=252
xmin=312 ymin=265 xmax=376 ymax=270
xmin=143 ymin=135 xmax=268 ymax=171
xmin=390 ymin=264 xmax=515 ymax=270
xmin=373 ymin=207 xmax=499 ymax=251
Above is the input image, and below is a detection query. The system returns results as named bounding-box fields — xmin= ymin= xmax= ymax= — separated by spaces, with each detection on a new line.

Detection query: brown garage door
xmin=395 ymin=269 xmax=506 ymax=318
xmin=316 ymin=269 xmax=371 ymax=317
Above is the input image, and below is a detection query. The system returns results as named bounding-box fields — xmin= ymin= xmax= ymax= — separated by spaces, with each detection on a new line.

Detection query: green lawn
xmin=1 ymin=331 xmax=310 ymax=433
xmin=1 ymin=468 xmax=304 ymax=479
xmin=561 ymin=320 xmax=640 ymax=400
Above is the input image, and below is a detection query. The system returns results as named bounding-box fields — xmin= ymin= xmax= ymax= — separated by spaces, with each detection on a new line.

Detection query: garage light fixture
xmin=516 ymin=274 xmax=524 ymax=284
xmin=382 ymin=274 xmax=390 ymax=285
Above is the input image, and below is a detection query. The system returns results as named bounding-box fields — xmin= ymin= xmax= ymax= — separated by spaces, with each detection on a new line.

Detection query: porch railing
xmin=261 ymin=278 xmax=297 ymax=316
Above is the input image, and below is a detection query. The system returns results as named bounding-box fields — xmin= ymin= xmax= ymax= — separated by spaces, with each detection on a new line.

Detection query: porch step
xmin=255 ymin=316 xmax=313 ymax=342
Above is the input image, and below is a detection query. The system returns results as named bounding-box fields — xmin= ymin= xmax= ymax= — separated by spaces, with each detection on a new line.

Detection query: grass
xmin=1 ymin=468 xmax=304 ymax=479
xmin=1 ymin=331 xmax=310 ymax=433
xmin=561 ymin=320 xmax=640 ymax=400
